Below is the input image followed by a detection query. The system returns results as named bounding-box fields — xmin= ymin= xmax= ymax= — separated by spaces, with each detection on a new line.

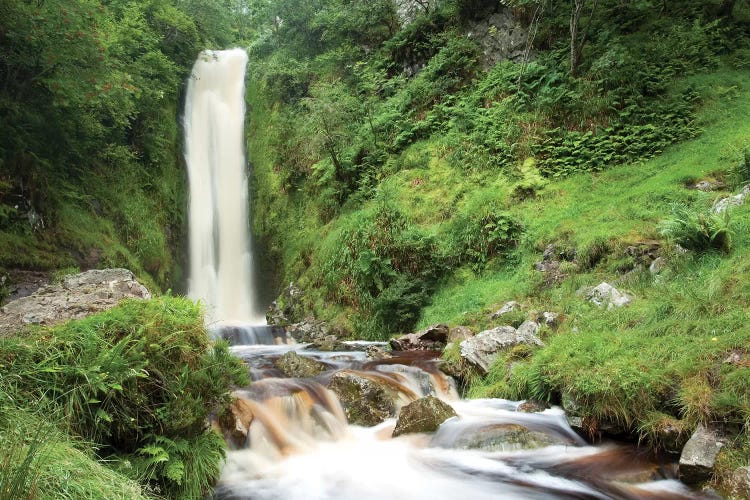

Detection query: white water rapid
xmin=184 ymin=48 xmax=265 ymax=326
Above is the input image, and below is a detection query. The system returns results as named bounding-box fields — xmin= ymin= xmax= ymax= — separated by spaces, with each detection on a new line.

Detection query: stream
xmin=213 ymin=331 xmax=702 ymax=500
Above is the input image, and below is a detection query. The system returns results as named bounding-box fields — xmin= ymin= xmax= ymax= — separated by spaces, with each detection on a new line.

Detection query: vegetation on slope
xmin=0 ymin=296 xmax=248 ymax=499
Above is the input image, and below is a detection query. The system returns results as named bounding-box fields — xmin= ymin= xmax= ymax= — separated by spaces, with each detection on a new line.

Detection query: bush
xmin=0 ymin=296 xmax=248 ymax=498
xmin=659 ymin=204 xmax=733 ymax=253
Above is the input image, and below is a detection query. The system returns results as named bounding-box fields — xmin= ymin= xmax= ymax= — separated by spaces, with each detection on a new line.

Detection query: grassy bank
xmin=0 ymin=296 xmax=248 ymax=499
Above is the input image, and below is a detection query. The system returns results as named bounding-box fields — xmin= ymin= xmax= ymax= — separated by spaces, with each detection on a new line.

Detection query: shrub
xmin=0 ymin=296 xmax=248 ymax=498
xmin=659 ymin=204 xmax=732 ymax=253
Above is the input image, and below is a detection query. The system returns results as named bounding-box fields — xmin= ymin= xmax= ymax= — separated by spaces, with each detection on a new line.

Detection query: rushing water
xmin=184 ymin=49 xmax=265 ymax=325
xmin=214 ymin=342 xmax=702 ymax=500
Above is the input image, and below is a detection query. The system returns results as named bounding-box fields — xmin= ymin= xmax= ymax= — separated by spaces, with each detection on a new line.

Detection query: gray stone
xmin=266 ymin=282 xmax=305 ymax=326
xmin=0 ymin=268 xmax=150 ymax=335
xmin=517 ymin=400 xmax=550 ymax=413
xmin=286 ymin=319 xmax=334 ymax=343
xmin=713 ymin=184 xmax=750 ymax=214
xmin=679 ymin=425 xmax=725 ymax=484
xmin=274 ymin=351 xmax=328 ymax=378
xmin=392 ymin=396 xmax=456 ymax=437
xmin=459 ymin=324 xmax=543 ymax=375
xmin=581 ymin=282 xmax=632 ymax=309
xmin=389 ymin=324 xmax=449 ymax=351
xmin=541 ymin=311 xmax=559 ymax=328
xmin=328 ymin=371 xmax=398 ymax=426
xmin=490 ymin=301 xmax=521 ymax=319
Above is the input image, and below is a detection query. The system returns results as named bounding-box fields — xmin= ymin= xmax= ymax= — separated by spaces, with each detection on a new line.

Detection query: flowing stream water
xmin=184 ymin=50 xmax=704 ymax=500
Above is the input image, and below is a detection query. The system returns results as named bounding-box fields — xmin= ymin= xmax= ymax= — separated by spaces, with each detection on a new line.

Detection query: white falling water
xmin=184 ymin=49 xmax=264 ymax=326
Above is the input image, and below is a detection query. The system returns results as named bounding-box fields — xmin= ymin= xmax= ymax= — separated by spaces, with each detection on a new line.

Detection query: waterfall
xmin=184 ymin=49 xmax=265 ymax=326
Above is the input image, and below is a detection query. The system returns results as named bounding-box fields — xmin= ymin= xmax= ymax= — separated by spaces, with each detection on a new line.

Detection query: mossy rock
xmin=274 ymin=351 xmax=328 ymax=378
xmin=327 ymin=371 xmax=398 ymax=426
xmin=392 ymin=396 xmax=456 ymax=437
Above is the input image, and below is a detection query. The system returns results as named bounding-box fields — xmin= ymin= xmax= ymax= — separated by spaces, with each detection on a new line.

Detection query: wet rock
xmin=274 ymin=351 xmax=328 ymax=378
xmin=389 ymin=324 xmax=449 ymax=351
xmin=490 ymin=301 xmax=521 ymax=320
xmin=517 ymin=400 xmax=550 ymax=413
xmin=679 ymin=425 xmax=725 ymax=484
xmin=392 ymin=396 xmax=456 ymax=437
xmin=459 ymin=324 xmax=543 ymax=375
xmin=580 ymin=282 xmax=632 ymax=309
xmin=453 ymin=423 xmax=564 ymax=451
xmin=447 ymin=326 xmax=473 ymax=343
xmin=328 ymin=371 xmax=398 ymax=426
xmin=305 ymin=337 xmax=350 ymax=352
xmin=730 ymin=466 xmax=750 ymax=498
xmin=0 ymin=268 xmax=150 ymax=336
xmin=218 ymin=397 xmax=255 ymax=447
xmin=365 ymin=345 xmax=392 ymax=360
xmin=713 ymin=185 xmax=750 ymax=214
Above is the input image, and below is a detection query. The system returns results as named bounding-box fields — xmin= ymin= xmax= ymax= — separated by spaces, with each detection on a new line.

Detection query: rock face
xmin=0 ymin=268 xmax=150 ymax=335
xmin=580 ymin=282 xmax=632 ymax=309
xmin=392 ymin=396 xmax=456 ymax=437
xmin=713 ymin=184 xmax=750 ymax=213
xmin=327 ymin=371 xmax=398 ymax=426
xmin=447 ymin=326 xmax=474 ymax=343
xmin=274 ymin=351 xmax=328 ymax=378
xmin=286 ymin=319 xmax=334 ymax=343
xmin=389 ymin=324 xmax=449 ymax=351
xmin=459 ymin=323 xmax=543 ymax=375
xmin=679 ymin=425 xmax=725 ymax=484
xmin=466 ymin=8 xmax=528 ymax=67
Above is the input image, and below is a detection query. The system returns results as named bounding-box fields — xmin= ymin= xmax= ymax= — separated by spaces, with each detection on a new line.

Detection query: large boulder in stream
xmin=459 ymin=322 xmax=543 ymax=375
xmin=451 ymin=423 xmax=566 ymax=452
xmin=217 ymin=397 xmax=255 ymax=448
xmin=274 ymin=351 xmax=328 ymax=378
xmin=327 ymin=371 xmax=399 ymax=426
xmin=389 ymin=324 xmax=449 ymax=351
xmin=0 ymin=268 xmax=150 ymax=336
xmin=392 ymin=396 xmax=456 ymax=437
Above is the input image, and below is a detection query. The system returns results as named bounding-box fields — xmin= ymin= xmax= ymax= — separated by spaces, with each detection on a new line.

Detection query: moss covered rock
xmin=327 ymin=371 xmax=398 ymax=426
xmin=274 ymin=351 xmax=328 ymax=378
xmin=392 ymin=396 xmax=456 ymax=437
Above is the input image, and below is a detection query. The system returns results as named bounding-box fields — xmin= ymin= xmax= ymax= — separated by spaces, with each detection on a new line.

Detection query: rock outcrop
xmin=392 ymin=396 xmax=456 ymax=437
xmin=713 ymin=184 xmax=750 ymax=214
xmin=580 ymin=282 xmax=632 ymax=309
xmin=459 ymin=322 xmax=543 ymax=375
xmin=0 ymin=268 xmax=150 ymax=335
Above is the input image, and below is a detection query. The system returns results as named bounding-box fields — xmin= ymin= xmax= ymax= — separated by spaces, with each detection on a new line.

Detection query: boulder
xmin=580 ymin=282 xmax=632 ymax=309
xmin=274 ymin=351 xmax=328 ymax=378
xmin=327 ymin=371 xmax=398 ymax=426
xmin=447 ymin=326 xmax=474 ymax=343
xmin=0 ymin=268 xmax=150 ymax=336
xmin=452 ymin=423 xmax=565 ymax=451
xmin=459 ymin=324 xmax=543 ymax=375
xmin=517 ymin=400 xmax=550 ymax=413
xmin=490 ymin=301 xmax=521 ymax=320
xmin=218 ymin=397 xmax=255 ymax=447
xmin=713 ymin=184 xmax=750 ymax=214
xmin=389 ymin=324 xmax=449 ymax=351
xmin=679 ymin=425 xmax=725 ymax=484
xmin=392 ymin=396 xmax=456 ymax=437
xmin=541 ymin=311 xmax=559 ymax=328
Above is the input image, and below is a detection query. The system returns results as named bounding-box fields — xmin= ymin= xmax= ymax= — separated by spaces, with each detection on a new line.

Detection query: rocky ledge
xmin=0 ymin=268 xmax=150 ymax=335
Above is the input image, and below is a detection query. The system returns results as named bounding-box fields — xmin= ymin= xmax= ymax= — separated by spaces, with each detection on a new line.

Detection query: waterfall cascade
xmin=184 ymin=48 xmax=265 ymax=326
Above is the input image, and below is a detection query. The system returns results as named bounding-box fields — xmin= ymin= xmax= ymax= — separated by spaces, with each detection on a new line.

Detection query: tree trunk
xmin=570 ymin=0 xmax=585 ymax=76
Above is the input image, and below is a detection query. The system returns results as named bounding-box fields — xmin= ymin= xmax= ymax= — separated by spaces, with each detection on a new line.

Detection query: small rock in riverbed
xmin=392 ymin=396 xmax=456 ymax=437
xmin=274 ymin=351 xmax=328 ymax=378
